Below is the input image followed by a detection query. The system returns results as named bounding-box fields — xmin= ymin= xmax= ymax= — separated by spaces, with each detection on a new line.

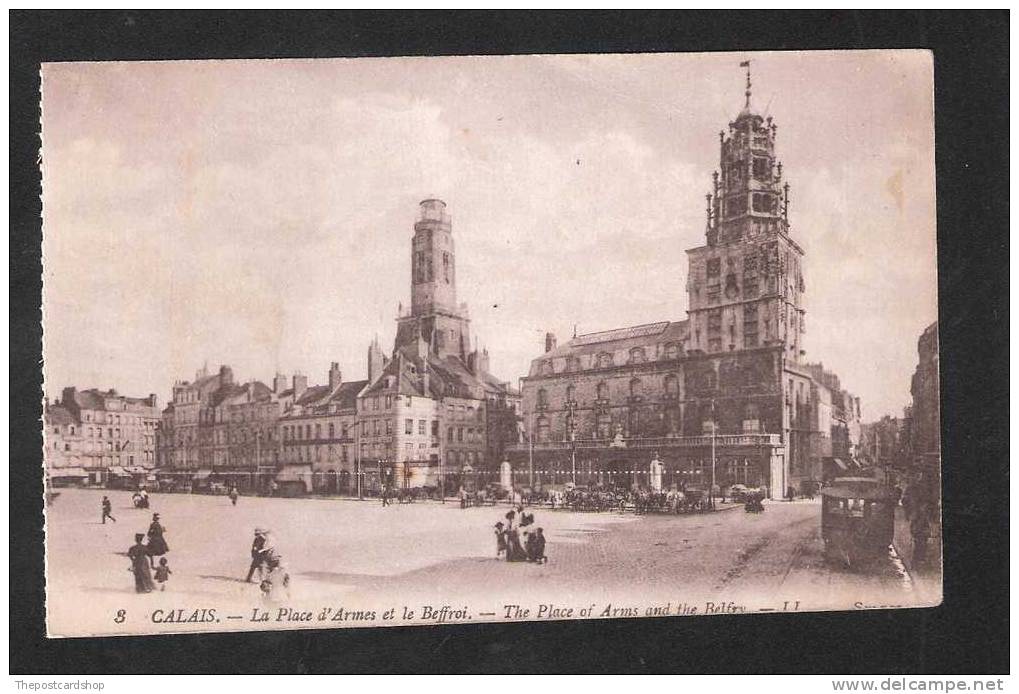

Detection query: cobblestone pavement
xmin=45 ymin=489 xmax=940 ymax=636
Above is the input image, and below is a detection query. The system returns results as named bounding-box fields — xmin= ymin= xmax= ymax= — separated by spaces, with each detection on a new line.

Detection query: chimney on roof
xmin=273 ymin=373 xmax=288 ymax=394
xmin=292 ymin=374 xmax=307 ymax=399
xmin=329 ymin=362 xmax=342 ymax=390
xmin=149 ymin=393 xmax=158 ymax=409
xmin=545 ymin=332 xmax=557 ymax=353
xmin=219 ymin=365 xmax=234 ymax=386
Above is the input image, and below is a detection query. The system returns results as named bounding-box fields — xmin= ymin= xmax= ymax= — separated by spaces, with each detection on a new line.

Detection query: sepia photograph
xmin=38 ymin=49 xmax=943 ymax=640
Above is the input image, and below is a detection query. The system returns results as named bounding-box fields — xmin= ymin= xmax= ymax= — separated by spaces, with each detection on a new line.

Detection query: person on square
xmin=146 ymin=513 xmax=169 ymax=568
xmin=228 ymin=485 xmax=239 ymax=506
xmin=101 ymin=495 xmax=116 ymax=524
xmin=494 ymin=521 xmax=507 ymax=558
xmin=530 ymin=527 xmax=547 ymax=564
xmin=127 ymin=533 xmax=155 ymax=593
xmin=153 ymin=557 xmax=172 ymax=591
xmin=245 ymin=528 xmax=267 ymax=583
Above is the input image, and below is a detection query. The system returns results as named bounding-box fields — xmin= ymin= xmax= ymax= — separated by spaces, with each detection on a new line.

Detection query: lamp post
xmin=565 ymin=399 xmax=577 ymax=486
xmin=710 ymin=399 xmax=717 ymax=509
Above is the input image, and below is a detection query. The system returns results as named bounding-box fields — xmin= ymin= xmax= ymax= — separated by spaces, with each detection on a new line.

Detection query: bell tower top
xmin=705 ymin=61 xmax=791 ymax=247
xmin=411 ymin=198 xmax=456 ymax=315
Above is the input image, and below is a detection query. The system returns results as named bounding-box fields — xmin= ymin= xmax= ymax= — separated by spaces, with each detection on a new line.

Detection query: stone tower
xmin=686 ymin=64 xmax=806 ymax=363
xmin=395 ymin=199 xmax=471 ymax=362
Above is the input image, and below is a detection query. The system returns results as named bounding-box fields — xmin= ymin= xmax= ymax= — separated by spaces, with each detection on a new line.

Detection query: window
xmin=315 ymin=424 xmax=322 ymax=439
xmin=596 ymin=382 xmax=609 ymax=400
xmin=405 ymin=419 xmax=413 ymax=435
xmin=537 ymin=389 xmax=548 ymax=407
xmin=629 ymin=378 xmax=642 ymax=397
xmin=385 ymin=395 xmax=392 ymax=409
xmin=418 ymin=420 xmax=426 ymax=435
xmin=753 ymin=193 xmax=777 ymax=214
xmin=443 ymin=252 xmax=450 ymax=282
xmin=536 ymin=417 xmax=550 ymax=442
xmin=373 ymin=420 xmax=380 ymax=435
xmin=664 ymin=342 xmax=679 ymax=360
xmin=597 ymin=414 xmax=612 ymax=439
xmin=566 ymin=356 xmax=581 ymax=372
xmin=306 ymin=425 xmax=312 ymax=439
xmin=597 ymin=352 xmax=613 ymax=368
xmin=628 ymin=347 xmax=646 ymax=364
xmin=541 ymin=360 xmax=554 ymax=376
xmin=447 ymin=427 xmax=454 ymax=442
xmin=707 ymin=258 xmax=721 ymax=277
xmin=385 ymin=419 xmax=392 ymax=435
xmin=431 ymin=420 xmax=439 ymax=436
xmin=328 ymin=423 xmax=335 ymax=438
xmin=752 ymin=156 xmax=769 ymax=179
xmin=566 ymin=384 xmax=576 ymax=403
xmin=457 ymin=427 xmax=464 ymax=442
xmin=665 ymin=374 xmax=679 ymax=396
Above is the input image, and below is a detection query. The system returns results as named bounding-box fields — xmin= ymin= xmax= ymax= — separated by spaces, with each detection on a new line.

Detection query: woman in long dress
xmin=146 ymin=513 xmax=169 ymax=568
xmin=128 ymin=533 xmax=156 ymax=593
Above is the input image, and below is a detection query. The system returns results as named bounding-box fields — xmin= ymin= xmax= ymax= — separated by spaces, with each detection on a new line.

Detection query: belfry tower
xmin=686 ymin=63 xmax=806 ymax=363
xmin=395 ymin=199 xmax=471 ymax=362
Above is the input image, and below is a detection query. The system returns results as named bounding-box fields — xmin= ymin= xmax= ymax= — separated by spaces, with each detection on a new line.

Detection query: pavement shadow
xmin=198 ymin=575 xmax=250 ymax=584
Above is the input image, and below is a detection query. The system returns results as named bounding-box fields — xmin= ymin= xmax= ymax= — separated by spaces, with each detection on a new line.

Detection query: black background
xmin=10 ymin=11 xmax=1009 ymax=674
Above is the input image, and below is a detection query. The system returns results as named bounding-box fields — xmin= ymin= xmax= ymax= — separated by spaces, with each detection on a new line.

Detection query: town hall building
xmin=506 ymin=70 xmax=859 ymax=497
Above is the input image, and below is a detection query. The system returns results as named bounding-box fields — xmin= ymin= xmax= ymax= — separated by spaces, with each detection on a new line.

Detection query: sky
xmin=41 ymin=50 xmax=937 ymax=421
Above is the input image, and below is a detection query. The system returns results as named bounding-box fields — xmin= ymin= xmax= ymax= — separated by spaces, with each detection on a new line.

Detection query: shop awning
xmin=50 ymin=467 xmax=88 ymax=478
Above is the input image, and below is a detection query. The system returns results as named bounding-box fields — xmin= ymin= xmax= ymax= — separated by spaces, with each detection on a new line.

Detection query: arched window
xmin=328 ymin=422 xmax=335 ymax=438
xmin=597 ymin=352 xmax=613 ymax=368
xmin=629 ymin=347 xmax=646 ymax=364
xmin=565 ymin=384 xmax=576 ymax=402
xmin=664 ymin=373 xmax=679 ymax=396
xmin=537 ymin=388 xmax=548 ymax=407
xmin=596 ymin=382 xmax=609 ymax=400
xmin=664 ymin=342 xmax=680 ymax=360
xmin=629 ymin=378 xmax=642 ymax=397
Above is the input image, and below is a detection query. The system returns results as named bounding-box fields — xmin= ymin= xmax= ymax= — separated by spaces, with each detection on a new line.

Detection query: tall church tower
xmin=395 ymin=199 xmax=472 ymax=362
xmin=686 ymin=64 xmax=806 ymax=363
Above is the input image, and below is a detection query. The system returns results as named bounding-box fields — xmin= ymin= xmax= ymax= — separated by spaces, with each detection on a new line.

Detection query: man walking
xmin=245 ymin=528 xmax=268 ymax=583
xmin=381 ymin=484 xmax=390 ymax=507
xmin=101 ymin=495 xmax=116 ymax=524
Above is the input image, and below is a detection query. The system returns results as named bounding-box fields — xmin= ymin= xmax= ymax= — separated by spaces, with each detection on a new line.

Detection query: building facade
xmin=157 ymin=365 xmax=281 ymax=491
xmin=359 ymin=199 xmax=520 ymax=490
xmin=909 ymin=321 xmax=940 ymax=468
xmin=45 ymin=387 xmax=160 ymax=486
xmin=507 ymin=71 xmax=857 ymax=497
xmin=278 ymin=363 xmax=365 ymax=494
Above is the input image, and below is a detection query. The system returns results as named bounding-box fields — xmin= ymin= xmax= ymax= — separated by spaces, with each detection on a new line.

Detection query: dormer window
xmin=628 ymin=347 xmax=646 ymax=364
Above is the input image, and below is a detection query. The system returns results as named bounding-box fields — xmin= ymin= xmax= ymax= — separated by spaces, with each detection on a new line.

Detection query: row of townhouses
xmin=46 ymin=76 xmax=867 ymax=499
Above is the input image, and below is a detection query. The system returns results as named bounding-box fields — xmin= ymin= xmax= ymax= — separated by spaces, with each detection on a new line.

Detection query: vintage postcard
xmin=41 ymin=50 xmax=941 ymax=638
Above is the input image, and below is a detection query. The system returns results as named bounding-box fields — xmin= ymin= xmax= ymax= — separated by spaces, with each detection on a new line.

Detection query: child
xmin=154 ymin=557 xmax=172 ymax=591
xmin=494 ymin=521 xmax=506 ymax=558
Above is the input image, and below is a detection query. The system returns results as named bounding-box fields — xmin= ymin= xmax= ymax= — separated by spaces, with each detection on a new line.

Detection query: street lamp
xmin=710 ymin=398 xmax=717 ymax=509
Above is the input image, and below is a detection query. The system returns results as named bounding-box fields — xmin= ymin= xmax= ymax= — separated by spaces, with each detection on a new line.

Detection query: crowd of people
xmin=493 ymin=505 xmax=547 ymax=564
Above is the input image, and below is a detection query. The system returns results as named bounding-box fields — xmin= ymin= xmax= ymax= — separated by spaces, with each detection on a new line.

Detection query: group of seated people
xmin=494 ymin=506 xmax=546 ymax=563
